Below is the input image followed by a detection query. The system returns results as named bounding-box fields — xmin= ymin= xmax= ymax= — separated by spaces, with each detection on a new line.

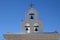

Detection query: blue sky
xmin=0 ymin=0 xmax=60 ymax=40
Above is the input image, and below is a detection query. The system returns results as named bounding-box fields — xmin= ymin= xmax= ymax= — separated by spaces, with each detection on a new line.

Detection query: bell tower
xmin=3 ymin=1 xmax=60 ymax=40
xmin=21 ymin=2 xmax=42 ymax=33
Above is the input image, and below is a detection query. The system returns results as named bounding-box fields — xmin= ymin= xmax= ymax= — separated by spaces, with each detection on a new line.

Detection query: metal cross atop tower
xmin=30 ymin=0 xmax=34 ymax=8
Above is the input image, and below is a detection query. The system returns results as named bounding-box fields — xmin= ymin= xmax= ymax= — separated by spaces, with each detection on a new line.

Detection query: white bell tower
xmin=3 ymin=1 xmax=60 ymax=40
xmin=21 ymin=2 xmax=42 ymax=34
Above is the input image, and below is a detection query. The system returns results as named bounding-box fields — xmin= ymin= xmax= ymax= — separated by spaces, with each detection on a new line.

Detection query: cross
xmin=30 ymin=0 xmax=34 ymax=8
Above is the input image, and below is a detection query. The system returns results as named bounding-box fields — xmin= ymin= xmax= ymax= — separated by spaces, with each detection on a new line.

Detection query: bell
xmin=30 ymin=16 xmax=33 ymax=19
xmin=26 ymin=28 xmax=28 ymax=30
xmin=35 ymin=28 xmax=38 ymax=31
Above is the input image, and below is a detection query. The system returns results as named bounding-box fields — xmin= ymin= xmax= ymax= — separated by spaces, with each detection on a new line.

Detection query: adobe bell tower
xmin=21 ymin=3 xmax=42 ymax=33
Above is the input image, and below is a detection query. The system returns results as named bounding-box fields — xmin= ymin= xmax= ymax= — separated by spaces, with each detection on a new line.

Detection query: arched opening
xmin=34 ymin=23 xmax=39 ymax=32
xmin=25 ymin=23 xmax=30 ymax=33
xmin=29 ymin=13 xmax=35 ymax=19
